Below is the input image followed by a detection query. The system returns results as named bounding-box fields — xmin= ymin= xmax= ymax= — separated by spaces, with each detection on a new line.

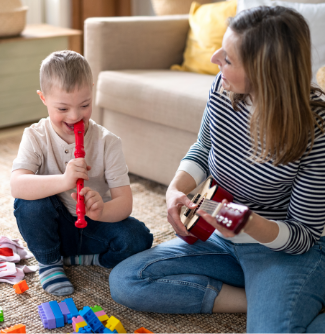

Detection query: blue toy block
xmin=58 ymin=301 xmax=70 ymax=324
xmin=49 ymin=301 xmax=64 ymax=328
xmin=78 ymin=325 xmax=92 ymax=333
xmin=63 ymin=298 xmax=79 ymax=324
xmin=38 ymin=302 xmax=56 ymax=329
xmin=79 ymin=306 xmax=106 ymax=333
xmin=103 ymin=328 xmax=118 ymax=333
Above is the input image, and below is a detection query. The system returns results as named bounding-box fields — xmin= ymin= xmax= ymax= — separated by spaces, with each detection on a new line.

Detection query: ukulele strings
xmin=196 ymin=198 xmax=218 ymax=215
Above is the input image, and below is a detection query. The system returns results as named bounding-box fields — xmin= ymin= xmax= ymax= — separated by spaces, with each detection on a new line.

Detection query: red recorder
xmin=73 ymin=120 xmax=87 ymax=228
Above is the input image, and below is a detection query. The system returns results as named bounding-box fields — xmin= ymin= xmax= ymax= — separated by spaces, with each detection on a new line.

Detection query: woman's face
xmin=211 ymin=28 xmax=248 ymax=94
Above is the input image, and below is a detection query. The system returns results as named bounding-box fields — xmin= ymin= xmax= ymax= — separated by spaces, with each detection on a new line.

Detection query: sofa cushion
xmin=96 ymin=70 xmax=215 ymax=134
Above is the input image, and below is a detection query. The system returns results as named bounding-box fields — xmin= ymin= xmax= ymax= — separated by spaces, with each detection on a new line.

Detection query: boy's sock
xmin=39 ymin=258 xmax=74 ymax=296
xmin=63 ymin=254 xmax=103 ymax=267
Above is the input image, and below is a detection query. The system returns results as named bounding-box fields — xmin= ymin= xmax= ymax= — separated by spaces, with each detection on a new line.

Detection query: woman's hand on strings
xmin=166 ymin=188 xmax=197 ymax=237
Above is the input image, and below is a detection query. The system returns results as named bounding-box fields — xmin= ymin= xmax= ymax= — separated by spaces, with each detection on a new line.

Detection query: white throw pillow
xmin=236 ymin=0 xmax=325 ymax=83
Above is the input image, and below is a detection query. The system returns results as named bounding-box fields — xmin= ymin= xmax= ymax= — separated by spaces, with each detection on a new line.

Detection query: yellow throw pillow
xmin=171 ymin=0 xmax=237 ymax=75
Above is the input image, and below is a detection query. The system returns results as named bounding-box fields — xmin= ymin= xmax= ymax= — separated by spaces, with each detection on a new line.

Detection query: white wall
xmin=21 ymin=0 xmax=45 ymax=24
xmin=20 ymin=0 xmax=71 ymax=27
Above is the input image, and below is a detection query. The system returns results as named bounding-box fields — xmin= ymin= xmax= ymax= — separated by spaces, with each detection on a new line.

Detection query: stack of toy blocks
xmin=38 ymin=298 xmax=78 ymax=329
xmin=75 ymin=306 xmax=120 ymax=334
xmin=0 ymin=324 xmax=26 ymax=333
xmin=38 ymin=298 xmax=127 ymax=333
xmin=72 ymin=305 xmax=127 ymax=333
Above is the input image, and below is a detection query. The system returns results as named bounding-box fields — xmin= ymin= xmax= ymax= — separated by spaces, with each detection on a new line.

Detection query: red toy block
xmin=134 ymin=327 xmax=153 ymax=333
xmin=0 ymin=324 xmax=26 ymax=333
xmin=13 ymin=280 xmax=29 ymax=294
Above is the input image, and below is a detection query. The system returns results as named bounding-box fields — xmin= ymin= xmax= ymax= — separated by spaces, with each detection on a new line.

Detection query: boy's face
xmin=37 ymin=84 xmax=92 ymax=144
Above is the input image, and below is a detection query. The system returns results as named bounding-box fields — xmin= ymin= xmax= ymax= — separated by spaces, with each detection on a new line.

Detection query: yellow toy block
xmin=75 ymin=320 xmax=87 ymax=332
xmin=97 ymin=314 xmax=109 ymax=323
xmin=105 ymin=316 xmax=126 ymax=334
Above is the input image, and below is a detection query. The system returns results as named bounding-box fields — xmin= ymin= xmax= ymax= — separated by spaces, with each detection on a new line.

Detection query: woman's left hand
xmin=197 ymin=199 xmax=240 ymax=238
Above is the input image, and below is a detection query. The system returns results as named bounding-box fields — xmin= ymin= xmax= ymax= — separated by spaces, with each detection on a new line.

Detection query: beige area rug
xmin=0 ymin=133 xmax=247 ymax=333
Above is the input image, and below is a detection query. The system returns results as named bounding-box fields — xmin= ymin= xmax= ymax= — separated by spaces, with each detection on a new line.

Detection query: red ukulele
xmin=74 ymin=120 xmax=87 ymax=228
xmin=178 ymin=176 xmax=252 ymax=244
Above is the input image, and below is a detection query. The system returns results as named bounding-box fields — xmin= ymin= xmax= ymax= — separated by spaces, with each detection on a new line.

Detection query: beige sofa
xmin=84 ymin=15 xmax=215 ymax=186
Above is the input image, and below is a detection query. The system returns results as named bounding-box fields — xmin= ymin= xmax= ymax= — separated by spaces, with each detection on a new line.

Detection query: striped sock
xmin=63 ymin=254 xmax=103 ymax=267
xmin=39 ymin=258 xmax=74 ymax=296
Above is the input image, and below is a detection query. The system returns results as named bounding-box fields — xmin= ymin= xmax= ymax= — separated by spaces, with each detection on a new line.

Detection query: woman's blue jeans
xmin=14 ymin=196 xmax=153 ymax=268
xmin=109 ymin=233 xmax=325 ymax=333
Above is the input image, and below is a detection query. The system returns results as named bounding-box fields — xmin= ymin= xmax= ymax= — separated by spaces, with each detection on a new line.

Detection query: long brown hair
xmin=228 ymin=6 xmax=325 ymax=165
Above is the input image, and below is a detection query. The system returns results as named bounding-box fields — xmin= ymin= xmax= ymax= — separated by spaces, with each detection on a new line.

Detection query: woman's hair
xmin=40 ymin=50 xmax=93 ymax=95
xmin=228 ymin=6 xmax=325 ymax=165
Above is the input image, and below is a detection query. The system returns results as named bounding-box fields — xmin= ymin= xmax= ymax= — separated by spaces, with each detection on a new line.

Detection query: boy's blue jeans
xmin=109 ymin=234 xmax=325 ymax=333
xmin=14 ymin=196 xmax=153 ymax=268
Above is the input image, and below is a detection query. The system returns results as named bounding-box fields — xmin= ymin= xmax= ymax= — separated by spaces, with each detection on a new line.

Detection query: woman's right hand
xmin=166 ymin=188 xmax=197 ymax=237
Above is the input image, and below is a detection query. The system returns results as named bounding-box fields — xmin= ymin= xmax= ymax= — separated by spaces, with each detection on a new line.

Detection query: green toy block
xmin=0 ymin=306 xmax=3 ymax=322
xmin=90 ymin=305 xmax=103 ymax=313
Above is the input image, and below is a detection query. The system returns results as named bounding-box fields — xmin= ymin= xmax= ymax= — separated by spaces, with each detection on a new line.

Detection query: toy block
xmin=78 ymin=325 xmax=92 ymax=333
xmin=0 ymin=306 xmax=3 ymax=322
xmin=49 ymin=301 xmax=64 ymax=328
xmin=105 ymin=316 xmax=126 ymax=334
xmin=72 ymin=315 xmax=87 ymax=332
xmin=13 ymin=280 xmax=29 ymax=294
xmin=90 ymin=305 xmax=103 ymax=313
xmin=38 ymin=302 xmax=56 ymax=329
xmin=63 ymin=298 xmax=79 ymax=324
xmin=0 ymin=324 xmax=26 ymax=333
xmin=95 ymin=310 xmax=109 ymax=324
xmin=79 ymin=306 xmax=107 ymax=333
xmin=134 ymin=327 xmax=153 ymax=333
xmin=58 ymin=301 xmax=70 ymax=324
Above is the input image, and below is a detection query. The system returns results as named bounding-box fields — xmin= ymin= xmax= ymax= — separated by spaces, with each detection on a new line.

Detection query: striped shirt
xmin=179 ymin=73 xmax=325 ymax=254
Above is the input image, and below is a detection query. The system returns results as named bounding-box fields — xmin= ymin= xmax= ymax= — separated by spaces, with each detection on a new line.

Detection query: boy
xmin=10 ymin=50 xmax=153 ymax=296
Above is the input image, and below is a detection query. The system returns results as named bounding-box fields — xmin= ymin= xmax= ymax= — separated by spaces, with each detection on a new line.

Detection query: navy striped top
xmin=179 ymin=73 xmax=325 ymax=254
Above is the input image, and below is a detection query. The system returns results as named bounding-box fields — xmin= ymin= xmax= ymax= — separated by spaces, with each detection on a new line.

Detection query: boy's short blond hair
xmin=40 ymin=50 xmax=93 ymax=95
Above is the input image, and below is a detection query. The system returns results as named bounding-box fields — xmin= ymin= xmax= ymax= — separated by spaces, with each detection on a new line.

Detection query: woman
xmin=109 ymin=6 xmax=325 ymax=333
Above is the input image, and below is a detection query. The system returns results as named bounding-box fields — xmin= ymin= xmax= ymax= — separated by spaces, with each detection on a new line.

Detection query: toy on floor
xmin=38 ymin=298 xmax=78 ymax=329
xmin=13 ymin=280 xmax=29 ymax=294
xmin=0 ymin=324 xmax=26 ymax=333
xmin=38 ymin=298 xmax=127 ymax=333
xmin=134 ymin=327 xmax=153 ymax=333
xmin=0 ymin=306 xmax=3 ymax=322
xmin=78 ymin=306 xmax=108 ymax=333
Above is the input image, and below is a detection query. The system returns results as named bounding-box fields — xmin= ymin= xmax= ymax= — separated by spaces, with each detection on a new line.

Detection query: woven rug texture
xmin=0 ymin=133 xmax=247 ymax=333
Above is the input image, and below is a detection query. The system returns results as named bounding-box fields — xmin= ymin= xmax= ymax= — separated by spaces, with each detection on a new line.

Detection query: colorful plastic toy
xmin=63 ymin=298 xmax=79 ymax=324
xmin=134 ymin=327 xmax=153 ymax=333
xmin=0 ymin=306 xmax=3 ymax=322
xmin=58 ymin=301 xmax=70 ymax=324
xmin=79 ymin=306 xmax=112 ymax=333
xmin=90 ymin=306 xmax=109 ymax=325
xmin=38 ymin=302 xmax=56 ymax=329
xmin=72 ymin=315 xmax=87 ymax=333
xmin=49 ymin=301 xmax=64 ymax=328
xmin=0 ymin=324 xmax=26 ymax=333
xmin=105 ymin=316 xmax=125 ymax=334
xmin=74 ymin=119 xmax=87 ymax=228
xmin=13 ymin=280 xmax=29 ymax=294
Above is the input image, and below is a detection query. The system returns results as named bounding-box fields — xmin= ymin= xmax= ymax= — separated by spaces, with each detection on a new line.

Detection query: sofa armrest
xmin=84 ymin=15 xmax=190 ymax=123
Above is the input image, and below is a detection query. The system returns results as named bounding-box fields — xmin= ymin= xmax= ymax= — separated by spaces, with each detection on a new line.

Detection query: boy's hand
xmin=71 ymin=187 xmax=104 ymax=221
xmin=63 ymin=158 xmax=91 ymax=190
